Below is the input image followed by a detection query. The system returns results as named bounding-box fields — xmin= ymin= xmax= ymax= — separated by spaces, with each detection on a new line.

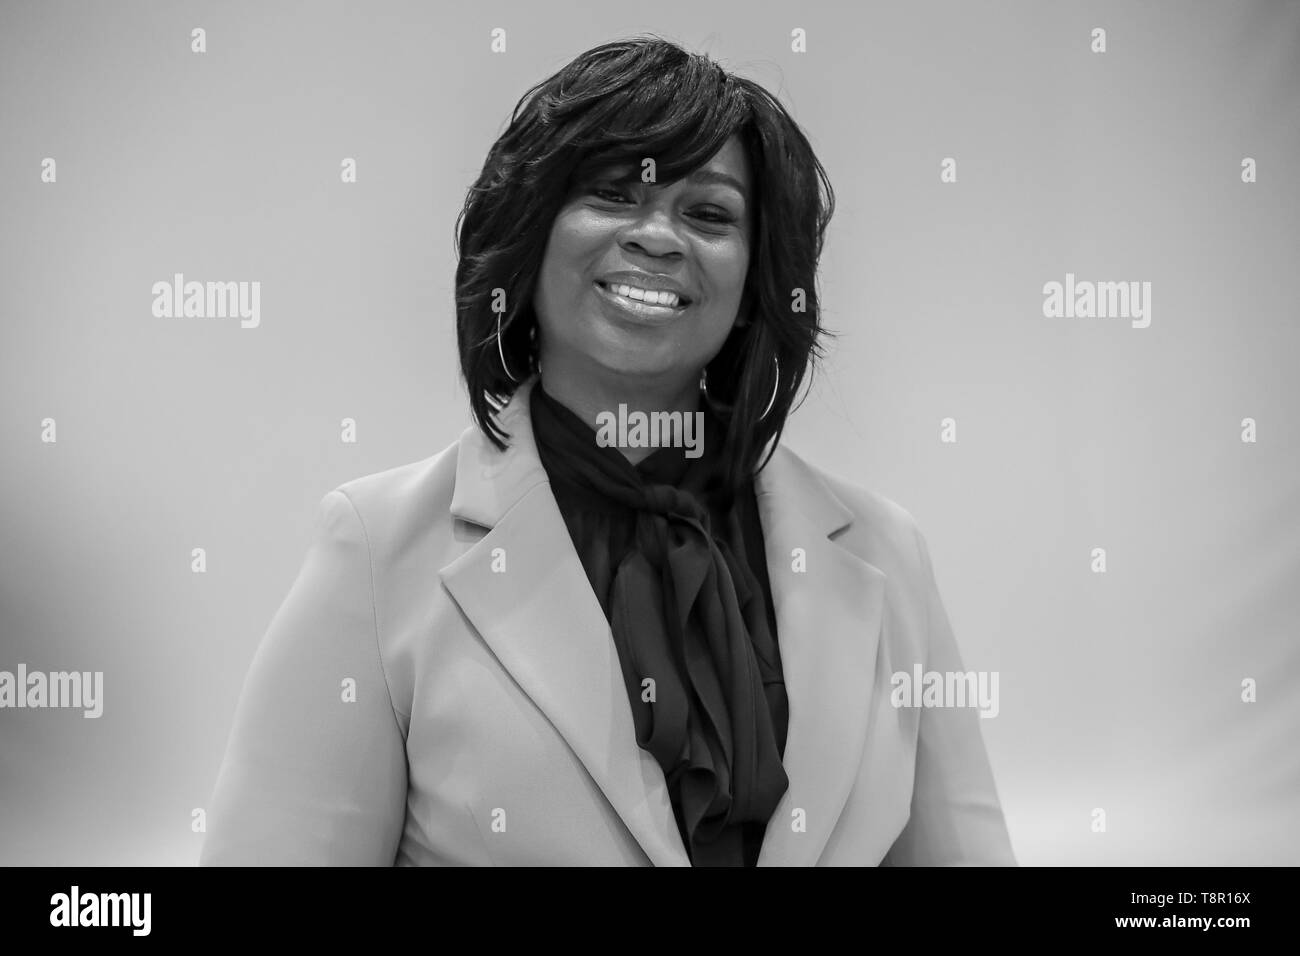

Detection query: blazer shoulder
xmin=326 ymin=437 xmax=463 ymax=554
xmin=778 ymin=445 xmax=928 ymax=577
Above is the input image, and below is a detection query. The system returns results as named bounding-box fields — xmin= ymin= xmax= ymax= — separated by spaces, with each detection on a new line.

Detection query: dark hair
xmin=454 ymin=34 xmax=835 ymax=490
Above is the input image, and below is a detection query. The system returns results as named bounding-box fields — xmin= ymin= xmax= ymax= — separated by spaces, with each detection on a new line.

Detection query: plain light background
xmin=2 ymin=0 xmax=1297 ymax=865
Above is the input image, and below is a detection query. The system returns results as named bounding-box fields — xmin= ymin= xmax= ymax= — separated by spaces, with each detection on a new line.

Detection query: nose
xmin=618 ymin=202 xmax=688 ymax=258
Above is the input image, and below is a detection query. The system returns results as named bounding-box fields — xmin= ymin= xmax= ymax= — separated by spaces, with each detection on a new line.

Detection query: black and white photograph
xmin=1 ymin=0 xmax=1296 ymax=928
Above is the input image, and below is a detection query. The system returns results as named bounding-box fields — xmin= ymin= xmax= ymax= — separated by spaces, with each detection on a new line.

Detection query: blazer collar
xmin=440 ymin=376 xmax=888 ymax=865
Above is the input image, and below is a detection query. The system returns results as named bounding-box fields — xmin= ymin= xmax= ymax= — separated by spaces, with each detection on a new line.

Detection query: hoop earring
xmin=700 ymin=356 xmax=780 ymax=422
xmin=497 ymin=313 xmax=519 ymax=383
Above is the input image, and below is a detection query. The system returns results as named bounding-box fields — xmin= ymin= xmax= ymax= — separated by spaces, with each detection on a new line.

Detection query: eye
xmin=691 ymin=206 xmax=735 ymax=224
xmin=591 ymin=185 xmax=631 ymax=203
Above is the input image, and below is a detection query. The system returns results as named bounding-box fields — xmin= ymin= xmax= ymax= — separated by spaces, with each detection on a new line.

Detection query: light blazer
xmin=200 ymin=376 xmax=1016 ymax=866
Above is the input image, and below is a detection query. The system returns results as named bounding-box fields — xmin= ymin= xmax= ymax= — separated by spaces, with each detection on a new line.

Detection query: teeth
xmin=607 ymin=282 xmax=682 ymax=307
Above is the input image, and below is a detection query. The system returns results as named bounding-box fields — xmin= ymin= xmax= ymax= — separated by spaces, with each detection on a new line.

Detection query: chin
xmin=589 ymin=355 xmax=680 ymax=381
xmin=576 ymin=334 xmax=678 ymax=378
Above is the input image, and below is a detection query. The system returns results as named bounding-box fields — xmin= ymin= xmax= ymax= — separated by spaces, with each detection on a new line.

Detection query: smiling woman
xmin=533 ymin=137 xmax=753 ymax=442
xmin=200 ymin=34 xmax=1017 ymax=867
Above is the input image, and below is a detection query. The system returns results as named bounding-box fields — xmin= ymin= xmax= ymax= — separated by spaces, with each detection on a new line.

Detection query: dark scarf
xmin=529 ymin=382 xmax=789 ymax=866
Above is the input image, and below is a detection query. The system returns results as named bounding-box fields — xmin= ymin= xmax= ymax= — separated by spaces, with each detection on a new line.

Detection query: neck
xmin=536 ymin=357 xmax=701 ymax=466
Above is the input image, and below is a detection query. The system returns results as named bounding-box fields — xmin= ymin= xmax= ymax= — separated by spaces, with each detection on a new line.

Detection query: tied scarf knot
xmin=529 ymin=385 xmax=789 ymax=866
xmin=641 ymin=484 xmax=706 ymax=523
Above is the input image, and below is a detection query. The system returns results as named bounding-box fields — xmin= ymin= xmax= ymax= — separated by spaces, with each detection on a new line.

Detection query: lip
xmin=593 ymin=280 xmax=692 ymax=324
xmin=596 ymin=272 xmax=694 ymax=304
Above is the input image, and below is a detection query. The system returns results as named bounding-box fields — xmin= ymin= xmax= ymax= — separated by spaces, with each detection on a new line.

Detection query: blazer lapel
xmin=752 ymin=446 xmax=889 ymax=866
xmin=438 ymin=376 xmax=889 ymax=867
xmin=438 ymin=377 xmax=691 ymax=866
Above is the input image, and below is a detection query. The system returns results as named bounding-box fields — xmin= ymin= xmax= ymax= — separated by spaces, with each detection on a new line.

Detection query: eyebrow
xmin=599 ymin=165 xmax=748 ymax=202
xmin=685 ymin=169 xmax=749 ymax=199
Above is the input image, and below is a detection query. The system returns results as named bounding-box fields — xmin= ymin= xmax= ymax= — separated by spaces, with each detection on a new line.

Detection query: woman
xmin=200 ymin=36 xmax=1016 ymax=867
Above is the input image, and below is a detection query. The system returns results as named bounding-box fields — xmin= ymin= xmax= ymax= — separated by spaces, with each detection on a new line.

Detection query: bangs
xmin=536 ymin=42 xmax=755 ymax=192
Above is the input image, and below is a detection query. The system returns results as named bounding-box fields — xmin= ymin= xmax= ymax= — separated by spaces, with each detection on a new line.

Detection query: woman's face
xmin=532 ymin=134 xmax=752 ymax=390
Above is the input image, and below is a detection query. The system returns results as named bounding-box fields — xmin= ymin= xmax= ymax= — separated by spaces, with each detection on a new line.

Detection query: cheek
xmin=703 ymin=244 xmax=750 ymax=312
xmin=535 ymin=219 xmax=591 ymax=315
xmin=547 ymin=210 xmax=608 ymax=270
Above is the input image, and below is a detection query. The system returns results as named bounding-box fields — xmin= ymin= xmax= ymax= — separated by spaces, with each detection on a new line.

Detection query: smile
xmin=593 ymin=280 xmax=691 ymax=321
